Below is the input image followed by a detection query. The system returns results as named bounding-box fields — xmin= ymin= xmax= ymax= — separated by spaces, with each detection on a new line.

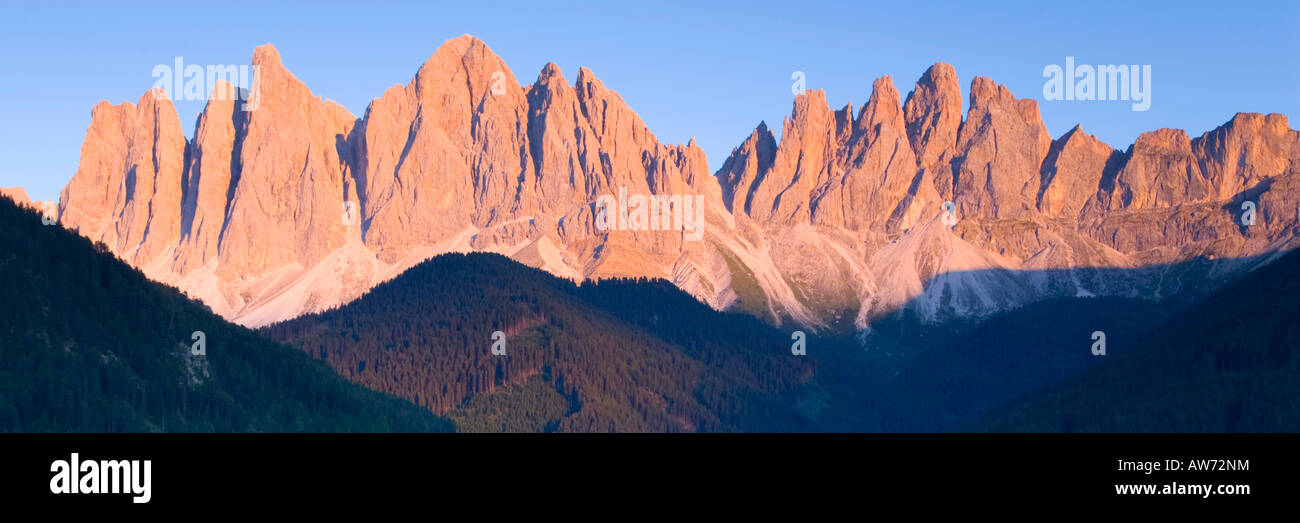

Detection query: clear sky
xmin=3 ymin=0 xmax=1297 ymax=202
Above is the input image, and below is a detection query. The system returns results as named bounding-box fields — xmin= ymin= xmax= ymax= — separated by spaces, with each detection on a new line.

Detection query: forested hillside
xmin=978 ymin=250 xmax=1300 ymax=432
xmin=0 ymin=195 xmax=452 ymax=432
xmin=260 ymin=249 xmax=1204 ymax=432
xmin=261 ymin=253 xmax=823 ymax=432
xmin=835 ymin=295 xmax=1175 ymax=431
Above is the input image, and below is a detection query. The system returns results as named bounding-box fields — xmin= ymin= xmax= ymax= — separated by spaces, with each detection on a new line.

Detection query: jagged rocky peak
xmin=413 ymin=35 xmax=522 ymax=98
xmin=819 ymin=75 xmax=918 ymax=231
xmin=214 ymin=43 xmax=357 ymax=280
xmin=52 ymin=38 xmax=1300 ymax=330
xmin=855 ymin=76 xmax=904 ymax=132
xmin=743 ymin=89 xmax=837 ymax=224
xmin=1104 ymin=128 xmax=1211 ymax=211
xmin=525 ymin=61 xmax=596 ymax=205
xmin=717 ymin=75 xmax=925 ymax=233
xmin=950 ymin=76 xmax=1052 ymax=220
xmin=408 ymin=34 xmax=528 ymax=148
xmin=1038 ymin=124 xmax=1118 ymax=220
xmin=252 ymin=42 xmax=281 ymax=65
xmin=174 ymin=80 xmax=242 ymax=276
xmin=1193 ymin=112 xmax=1299 ymax=200
xmin=571 ymin=64 xmax=702 ymax=196
xmin=361 ymin=34 xmax=531 ymax=262
xmin=715 ymin=121 xmax=776 ymax=213
xmin=1079 ymin=113 xmax=1298 ymax=260
xmin=59 ymin=88 xmax=186 ymax=266
xmin=903 ymin=62 xmax=961 ymax=172
xmin=672 ymin=136 xmax=715 ymax=196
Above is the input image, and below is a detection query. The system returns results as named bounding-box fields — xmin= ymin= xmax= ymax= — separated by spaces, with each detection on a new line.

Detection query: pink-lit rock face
xmin=58 ymin=36 xmax=1300 ymax=330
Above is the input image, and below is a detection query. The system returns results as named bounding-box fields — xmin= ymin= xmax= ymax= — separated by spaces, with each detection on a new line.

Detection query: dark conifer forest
xmin=261 ymin=253 xmax=823 ymax=432
xmin=978 ymin=249 xmax=1300 ymax=432
xmin=0 ymin=196 xmax=452 ymax=432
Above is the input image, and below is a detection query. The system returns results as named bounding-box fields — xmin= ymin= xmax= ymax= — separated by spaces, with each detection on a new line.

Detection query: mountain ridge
xmin=54 ymin=35 xmax=1300 ymax=331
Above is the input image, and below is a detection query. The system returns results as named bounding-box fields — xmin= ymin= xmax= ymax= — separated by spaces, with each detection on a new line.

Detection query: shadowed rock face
xmin=58 ymin=36 xmax=1300 ymax=331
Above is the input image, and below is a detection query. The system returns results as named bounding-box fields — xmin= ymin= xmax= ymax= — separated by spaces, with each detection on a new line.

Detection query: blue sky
xmin=2 ymin=0 xmax=1297 ymax=202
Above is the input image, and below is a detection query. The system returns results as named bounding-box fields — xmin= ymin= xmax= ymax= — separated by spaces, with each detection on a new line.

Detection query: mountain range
xmin=8 ymin=184 xmax=1296 ymax=432
xmin=51 ymin=35 xmax=1300 ymax=333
